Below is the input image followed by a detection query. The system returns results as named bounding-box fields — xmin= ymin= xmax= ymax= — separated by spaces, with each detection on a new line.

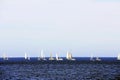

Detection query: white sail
xmin=38 ymin=50 xmax=46 ymax=60
xmin=40 ymin=50 xmax=43 ymax=58
xmin=66 ymin=51 xmax=69 ymax=59
xmin=90 ymin=54 xmax=94 ymax=61
xmin=66 ymin=52 xmax=75 ymax=60
xmin=56 ymin=53 xmax=63 ymax=60
xmin=49 ymin=53 xmax=54 ymax=60
xmin=117 ymin=54 xmax=120 ymax=60
xmin=25 ymin=53 xmax=27 ymax=59
xmin=56 ymin=53 xmax=58 ymax=60
xmin=25 ymin=52 xmax=30 ymax=60
xmin=3 ymin=53 xmax=6 ymax=59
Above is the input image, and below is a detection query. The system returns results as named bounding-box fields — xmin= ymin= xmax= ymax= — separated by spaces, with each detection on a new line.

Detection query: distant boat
xmin=90 ymin=54 xmax=94 ymax=61
xmin=38 ymin=50 xmax=46 ymax=60
xmin=3 ymin=53 xmax=8 ymax=60
xmin=24 ymin=53 xmax=30 ymax=60
xmin=49 ymin=53 xmax=54 ymax=60
xmin=25 ymin=53 xmax=27 ymax=59
xmin=66 ymin=51 xmax=75 ymax=60
xmin=56 ymin=53 xmax=63 ymax=61
xmin=96 ymin=57 xmax=101 ymax=61
xmin=117 ymin=54 xmax=120 ymax=60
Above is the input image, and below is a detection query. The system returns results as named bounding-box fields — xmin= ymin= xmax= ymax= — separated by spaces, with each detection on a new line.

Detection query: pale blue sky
xmin=0 ymin=0 xmax=120 ymax=57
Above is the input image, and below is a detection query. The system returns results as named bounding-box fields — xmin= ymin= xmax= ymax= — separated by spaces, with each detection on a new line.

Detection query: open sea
xmin=0 ymin=57 xmax=120 ymax=80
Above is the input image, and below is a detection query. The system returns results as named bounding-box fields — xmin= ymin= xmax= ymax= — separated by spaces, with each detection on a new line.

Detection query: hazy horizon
xmin=0 ymin=0 xmax=120 ymax=57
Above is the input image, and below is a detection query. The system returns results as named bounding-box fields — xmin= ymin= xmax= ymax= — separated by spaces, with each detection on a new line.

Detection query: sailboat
xmin=96 ymin=57 xmax=101 ymax=61
xmin=56 ymin=53 xmax=63 ymax=61
xmin=49 ymin=53 xmax=54 ymax=60
xmin=38 ymin=50 xmax=46 ymax=60
xmin=66 ymin=51 xmax=75 ymax=60
xmin=25 ymin=53 xmax=27 ymax=59
xmin=90 ymin=54 xmax=94 ymax=61
xmin=3 ymin=53 xmax=8 ymax=60
xmin=117 ymin=53 xmax=120 ymax=60
xmin=25 ymin=53 xmax=30 ymax=60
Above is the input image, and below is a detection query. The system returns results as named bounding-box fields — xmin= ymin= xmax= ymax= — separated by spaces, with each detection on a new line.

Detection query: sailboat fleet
xmin=26 ymin=51 xmax=75 ymax=61
xmin=1 ymin=51 xmax=120 ymax=61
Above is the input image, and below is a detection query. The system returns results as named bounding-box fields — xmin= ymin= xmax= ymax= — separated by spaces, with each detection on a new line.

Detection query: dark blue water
xmin=0 ymin=57 xmax=120 ymax=80
xmin=0 ymin=57 xmax=118 ymax=62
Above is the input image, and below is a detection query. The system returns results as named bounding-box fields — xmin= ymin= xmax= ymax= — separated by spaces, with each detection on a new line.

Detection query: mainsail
xmin=56 ymin=53 xmax=63 ymax=60
xmin=117 ymin=54 xmax=120 ymax=60
xmin=90 ymin=54 xmax=94 ymax=61
xmin=56 ymin=53 xmax=58 ymax=60
xmin=25 ymin=53 xmax=27 ymax=59
xmin=49 ymin=53 xmax=54 ymax=60
xmin=38 ymin=50 xmax=46 ymax=60
xmin=40 ymin=50 xmax=44 ymax=59
xmin=66 ymin=51 xmax=69 ymax=59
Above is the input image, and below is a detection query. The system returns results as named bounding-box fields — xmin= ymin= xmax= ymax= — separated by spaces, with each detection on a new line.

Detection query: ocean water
xmin=0 ymin=57 xmax=118 ymax=62
xmin=0 ymin=57 xmax=120 ymax=80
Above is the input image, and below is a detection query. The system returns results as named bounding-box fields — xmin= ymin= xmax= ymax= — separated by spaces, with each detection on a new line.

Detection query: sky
xmin=0 ymin=0 xmax=120 ymax=57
